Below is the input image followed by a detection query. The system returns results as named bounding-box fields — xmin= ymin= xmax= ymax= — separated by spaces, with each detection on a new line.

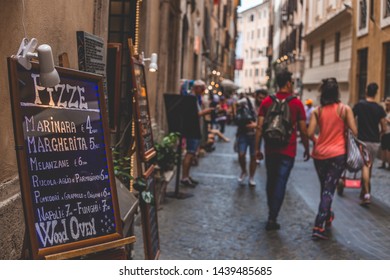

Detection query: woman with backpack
xmin=307 ymin=78 xmax=357 ymax=240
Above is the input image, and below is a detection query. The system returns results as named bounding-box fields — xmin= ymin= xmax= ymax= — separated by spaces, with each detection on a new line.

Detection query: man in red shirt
xmin=255 ymin=70 xmax=310 ymax=230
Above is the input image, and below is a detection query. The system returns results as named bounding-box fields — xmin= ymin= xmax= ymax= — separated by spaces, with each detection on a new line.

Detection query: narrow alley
xmin=134 ymin=125 xmax=390 ymax=260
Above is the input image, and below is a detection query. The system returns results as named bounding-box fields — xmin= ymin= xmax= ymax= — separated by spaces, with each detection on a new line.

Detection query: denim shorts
xmin=186 ymin=138 xmax=201 ymax=154
xmin=237 ymin=134 xmax=256 ymax=156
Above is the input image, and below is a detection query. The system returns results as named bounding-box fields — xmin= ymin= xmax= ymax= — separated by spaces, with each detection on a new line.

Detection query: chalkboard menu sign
xmin=139 ymin=166 xmax=160 ymax=260
xmin=7 ymin=58 xmax=122 ymax=259
xmin=130 ymin=58 xmax=156 ymax=163
xmin=77 ymin=31 xmax=106 ymax=76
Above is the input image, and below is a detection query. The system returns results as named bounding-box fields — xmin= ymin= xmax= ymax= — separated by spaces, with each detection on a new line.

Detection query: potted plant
xmin=155 ymin=132 xmax=180 ymax=172
xmin=112 ymin=149 xmax=133 ymax=188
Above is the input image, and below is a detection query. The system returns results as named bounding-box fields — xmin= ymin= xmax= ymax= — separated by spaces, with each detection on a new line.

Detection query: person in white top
xmin=304 ymin=99 xmax=314 ymax=127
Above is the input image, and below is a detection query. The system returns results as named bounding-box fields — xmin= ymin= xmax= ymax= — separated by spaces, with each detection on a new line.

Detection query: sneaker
xmin=180 ymin=178 xmax=196 ymax=187
xmin=237 ymin=173 xmax=247 ymax=185
xmin=265 ymin=221 xmax=280 ymax=231
xmin=360 ymin=193 xmax=371 ymax=206
xmin=248 ymin=177 xmax=256 ymax=187
xmin=312 ymin=227 xmax=328 ymax=240
xmin=325 ymin=211 xmax=335 ymax=230
xmin=189 ymin=177 xmax=199 ymax=186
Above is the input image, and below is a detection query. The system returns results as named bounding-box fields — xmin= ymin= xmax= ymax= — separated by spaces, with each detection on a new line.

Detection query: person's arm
xmin=255 ymin=116 xmax=264 ymax=160
xmin=298 ymin=120 xmax=310 ymax=161
xmin=198 ymin=107 xmax=214 ymax=117
xmin=307 ymin=108 xmax=318 ymax=141
xmin=345 ymin=105 xmax=358 ymax=136
xmin=380 ymin=117 xmax=387 ymax=137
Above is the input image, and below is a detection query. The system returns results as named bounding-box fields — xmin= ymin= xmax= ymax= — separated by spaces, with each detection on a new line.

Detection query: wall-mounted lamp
xmin=142 ymin=52 xmax=158 ymax=72
xmin=16 ymin=38 xmax=60 ymax=87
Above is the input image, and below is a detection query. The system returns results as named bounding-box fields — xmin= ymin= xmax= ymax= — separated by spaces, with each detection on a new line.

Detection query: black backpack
xmin=235 ymin=97 xmax=256 ymax=126
xmin=263 ymin=95 xmax=296 ymax=147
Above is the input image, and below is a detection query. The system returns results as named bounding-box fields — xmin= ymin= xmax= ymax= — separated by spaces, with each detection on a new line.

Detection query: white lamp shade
xmin=37 ymin=44 xmax=60 ymax=87
xmin=149 ymin=53 xmax=158 ymax=72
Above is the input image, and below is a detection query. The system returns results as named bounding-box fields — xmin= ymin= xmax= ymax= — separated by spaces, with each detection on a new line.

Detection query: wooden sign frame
xmin=7 ymin=57 xmax=123 ymax=259
xmin=129 ymin=55 xmax=156 ymax=163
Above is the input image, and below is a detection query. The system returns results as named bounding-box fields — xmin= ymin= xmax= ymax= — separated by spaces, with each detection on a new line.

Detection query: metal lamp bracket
xmin=16 ymin=37 xmax=38 ymax=70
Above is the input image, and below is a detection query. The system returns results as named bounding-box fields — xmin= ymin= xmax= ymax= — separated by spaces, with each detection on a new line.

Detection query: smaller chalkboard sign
xmin=106 ymin=43 xmax=122 ymax=132
xmin=130 ymin=57 xmax=156 ymax=162
xmin=138 ymin=166 xmax=160 ymax=260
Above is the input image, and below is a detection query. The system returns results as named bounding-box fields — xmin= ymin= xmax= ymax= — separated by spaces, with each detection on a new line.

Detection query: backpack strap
xmin=269 ymin=94 xmax=278 ymax=103
xmin=246 ymin=97 xmax=254 ymax=111
xmin=285 ymin=95 xmax=296 ymax=103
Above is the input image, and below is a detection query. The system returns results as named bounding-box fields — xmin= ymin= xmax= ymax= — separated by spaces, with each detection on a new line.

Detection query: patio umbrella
xmin=221 ymin=79 xmax=239 ymax=90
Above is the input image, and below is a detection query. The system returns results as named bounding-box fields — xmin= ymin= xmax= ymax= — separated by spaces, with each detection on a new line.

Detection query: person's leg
xmin=313 ymin=156 xmax=345 ymax=229
xmin=182 ymin=153 xmax=193 ymax=179
xmin=267 ymin=155 xmax=295 ymax=225
xmin=379 ymin=136 xmax=387 ymax=168
xmin=265 ymin=155 xmax=278 ymax=221
xmin=386 ymin=149 xmax=390 ymax=169
xmin=313 ymin=158 xmax=327 ymax=199
xmin=248 ymin=135 xmax=257 ymax=186
xmin=210 ymin=129 xmax=229 ymax=142
xmin=181 ymin=138 xmax=200 ymax=186
xmin=385 ymin=134 xmax=390 ymax=169
xmin=237 ymin=135 xmax=248 ymax=183
xmin=361 ymin=164 xmax=370 ymax=196
xmin=361 ymin=142 xmax=379 ymax=203
xmin=219 ymin=121 xmax=226 ymax=134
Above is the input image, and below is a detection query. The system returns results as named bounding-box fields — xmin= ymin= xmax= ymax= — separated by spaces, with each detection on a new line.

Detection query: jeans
xmin=237 ymin=134 xmax=256 ymax=156
xmin=265 ymin=154 xmax=295 ymax=222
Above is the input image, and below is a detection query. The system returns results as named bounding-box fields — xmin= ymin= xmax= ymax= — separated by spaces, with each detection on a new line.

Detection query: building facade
xmin=236 ymin=1 xmax=270 ymax=93
xmin=301 ymin=0 xmax=353 ymax=104
xmin=350 ymin=0 xmax=390 ymax=104
xmin=269 ymin=0 xmax=305 ymax=95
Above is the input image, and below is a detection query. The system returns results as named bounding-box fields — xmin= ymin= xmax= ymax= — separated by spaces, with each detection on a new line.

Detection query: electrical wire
xmin=21 ymin=0 xmax=28 ymax=39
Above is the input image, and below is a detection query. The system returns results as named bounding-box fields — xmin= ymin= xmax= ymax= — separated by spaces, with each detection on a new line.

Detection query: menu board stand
xmin=8 ymin=57 xmax=135 ymax=259
xmin=127 ymin=39 xmax=160 ymax=260
xmin=163 ymin=94 xmax=201 ymax=199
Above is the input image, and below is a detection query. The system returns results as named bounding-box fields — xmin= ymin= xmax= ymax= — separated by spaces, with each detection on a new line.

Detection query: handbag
xmin=341 ymin=104 xmax=371 ymax=172
xmin=345 ymin=129 xmax=366 ymax=172
xmin=346 ymin=128 xmax=372 ymax=172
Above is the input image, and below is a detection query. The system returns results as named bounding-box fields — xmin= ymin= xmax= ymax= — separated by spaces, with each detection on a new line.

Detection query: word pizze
xmin=31 ymin=73 xmax=88 ymax=109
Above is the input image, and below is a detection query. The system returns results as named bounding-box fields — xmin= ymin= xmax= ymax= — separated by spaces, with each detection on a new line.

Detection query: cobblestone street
xmin=133 ymin=125 xmax=390 ymax=260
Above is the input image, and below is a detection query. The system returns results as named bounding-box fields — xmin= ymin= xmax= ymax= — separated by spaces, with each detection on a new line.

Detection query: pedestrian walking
xmin=353 ymin=83 xmax=387 ymax=205
xmin=304 ymin=99 xmax=314 ymax=127
xmin=379 ymin=97 xmax=390 ymax=170
xmin=255 ymin=69 xmax=310 ymax=230
xmin=181 ymin=80 xmax=214 ymax=187
xmin=235 ymin=94 xmax=257 ymax=187
xmin=254 ymin=89 xmax=268 ymax=164
xmin=307 ymin=78 xmax=357 ymax=240
xmin=215 ymin=95 xmax=228 ymax=134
